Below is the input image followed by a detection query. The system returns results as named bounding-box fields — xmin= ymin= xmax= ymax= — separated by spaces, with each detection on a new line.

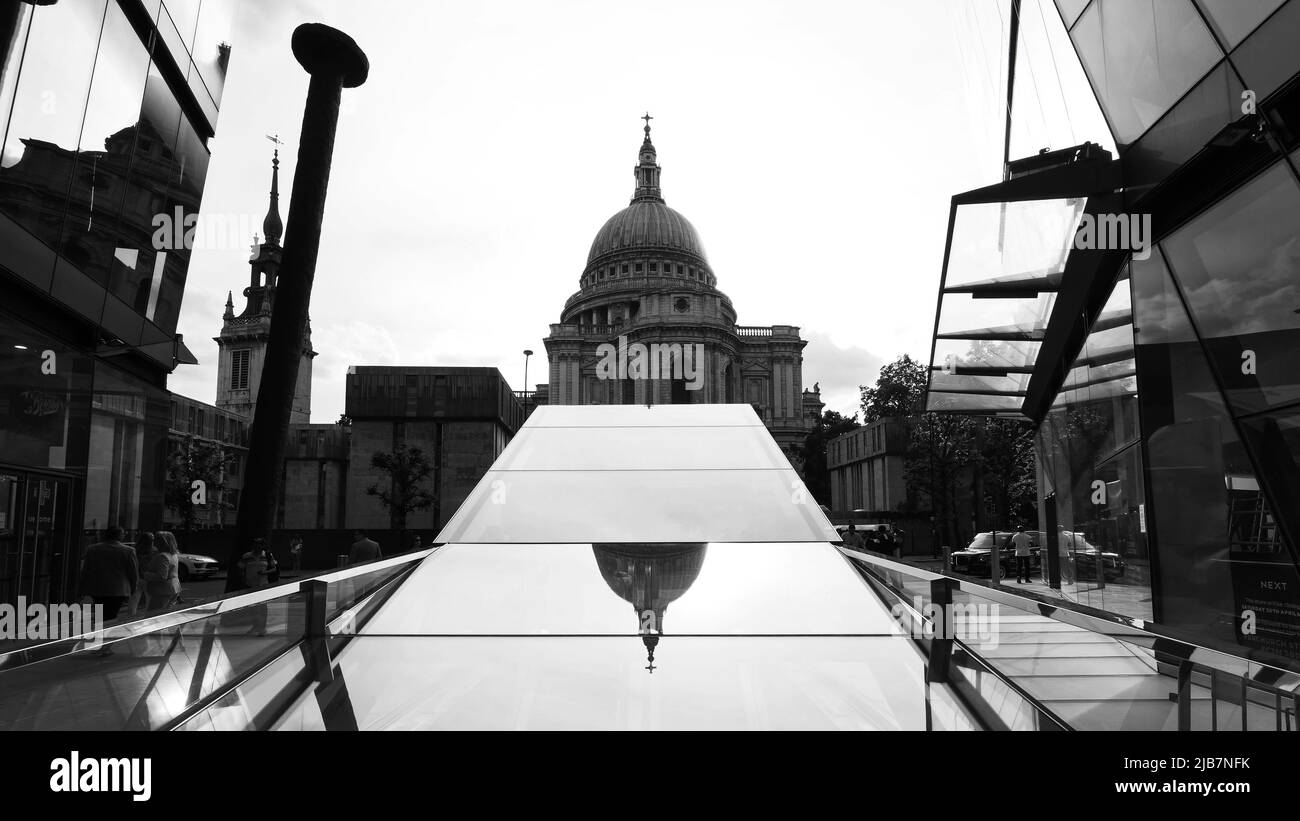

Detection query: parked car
xmin=122 ymin=541 xmax=223 ymax=582
xmin=1062 ymin=533 xmax=1125 ymax=581
xmin=176 ymin=552 xmax=222 ymax=581
xmin=950 ymin=531 xmax=1043 ymax=577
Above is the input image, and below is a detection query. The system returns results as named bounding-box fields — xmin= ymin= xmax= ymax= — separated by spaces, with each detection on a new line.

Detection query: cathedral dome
xmin=581 ymin=117 xmax=713 ymax=282
xmin=586 ymin=200 xmax=707 ymax=266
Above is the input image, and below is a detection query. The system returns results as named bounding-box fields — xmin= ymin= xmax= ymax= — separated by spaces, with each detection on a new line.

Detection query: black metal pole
xmin=229 ymin=24 xmax=368 ymax=590
xmin=1002 ymin=0 xmax=1022 ymax=183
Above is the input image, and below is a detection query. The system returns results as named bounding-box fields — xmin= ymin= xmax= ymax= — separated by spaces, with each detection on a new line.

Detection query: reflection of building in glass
xmin=0 ymin=0 xmax=236 ymax=606
xmin=927 ymin=0 xmax=1300 ymax=662
xmin=539 ymin=120 xmax=824 ymax=469
xmin=593 ymin=542 xmax=707 ymax=670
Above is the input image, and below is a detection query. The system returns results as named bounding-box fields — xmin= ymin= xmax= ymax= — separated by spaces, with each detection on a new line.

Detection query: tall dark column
xmin=229 ymin=24 xmax=368 ymax=588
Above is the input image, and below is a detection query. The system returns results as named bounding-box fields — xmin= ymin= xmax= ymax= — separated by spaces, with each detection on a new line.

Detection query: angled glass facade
xmin=929 ymin=0 xmax=1300 ymax=665
xmin=0 ymin=0 xmax=235 ymax=605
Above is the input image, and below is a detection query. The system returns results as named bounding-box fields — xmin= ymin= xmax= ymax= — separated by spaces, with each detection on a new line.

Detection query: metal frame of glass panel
xmin=925 ymin=148 xmax=1122 ymax=418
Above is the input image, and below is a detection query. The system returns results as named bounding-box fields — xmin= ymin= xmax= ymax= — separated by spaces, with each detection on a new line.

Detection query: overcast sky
xmin=168 ymin=0 xmax=1111 ymax=421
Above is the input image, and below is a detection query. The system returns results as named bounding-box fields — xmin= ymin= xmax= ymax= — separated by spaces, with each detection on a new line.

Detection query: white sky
xmin=167 ymin=0 xmax=1111 ymax=421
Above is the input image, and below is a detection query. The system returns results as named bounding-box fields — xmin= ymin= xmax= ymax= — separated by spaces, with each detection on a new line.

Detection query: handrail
xmin=0 ymin=548 xmax=437 ymax=671
xmin=852 ymin=553 xmax=1072 ymax=731
xmin=840 ymin=546 xmax=1300 ymax=693
xmin=160 ymin=559 xmax=422 ymax=732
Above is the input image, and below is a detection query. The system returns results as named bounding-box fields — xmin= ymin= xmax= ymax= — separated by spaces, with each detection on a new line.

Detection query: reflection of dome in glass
xmin=593 ymin=542 xmax=707 ymax=672
xmin=593 ymin=543 xmax=707 ymax=634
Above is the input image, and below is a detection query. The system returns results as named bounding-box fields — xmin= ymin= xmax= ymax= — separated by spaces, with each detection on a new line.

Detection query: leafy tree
xmin=365 ymin=446 xmax=436 ymax=534
xmin=905 ymin=413 xmax=978 ymax=549
xmin=905 ymin=414 xmax=1038 ymax=547
xmin=974 ymin=417 xmax=1038 ymax=531
xmin=165 ymin=435 xmax=234 ymax=533
xmin=800 ymin=410 xmax=861 ymax=506
xmin=860 ymin=354 xmax=927 ymax=423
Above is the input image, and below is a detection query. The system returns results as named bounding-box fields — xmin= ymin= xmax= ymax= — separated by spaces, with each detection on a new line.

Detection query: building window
xmin=621 ymin=264 xmax=629 ymax=274
xmin=649 ymin=262 xmax=658 ymax=273
xmin=635 ymin=263 xmax=643 ymax=273
xmin=231 ymin=349 xmax=250 ymax=390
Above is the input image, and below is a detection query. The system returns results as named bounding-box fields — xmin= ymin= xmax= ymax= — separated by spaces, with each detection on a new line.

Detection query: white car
xmin=177 ymin=552 xmax=222 ymax=581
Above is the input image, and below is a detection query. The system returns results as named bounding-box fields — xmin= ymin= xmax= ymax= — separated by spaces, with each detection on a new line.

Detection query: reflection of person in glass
xmin=592 ymin=543 xmax=707 ymax=673
xmin=1011 ymin=527 xmax=1033 ymax=583
xmin=238 ymin=537 xmax=272 ymax=635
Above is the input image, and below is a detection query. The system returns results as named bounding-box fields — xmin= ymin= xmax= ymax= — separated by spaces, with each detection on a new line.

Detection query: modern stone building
xmin=540 ymin=119 xmax=822 ymax=465
xmin=342 ymin=366 xmax=522 ymax=533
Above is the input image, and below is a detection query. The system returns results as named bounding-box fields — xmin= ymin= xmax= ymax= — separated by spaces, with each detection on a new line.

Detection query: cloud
xmin=800 ymin=329 xmax=883 ymax=419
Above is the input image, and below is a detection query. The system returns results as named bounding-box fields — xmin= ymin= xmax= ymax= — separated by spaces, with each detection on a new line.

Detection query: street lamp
xmin=522 ymin=349 xmax=533 ymax=421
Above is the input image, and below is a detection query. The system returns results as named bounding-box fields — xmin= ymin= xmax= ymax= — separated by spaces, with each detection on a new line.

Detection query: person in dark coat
xmin=348 ymin=529 xmax=382 ymax=566
xmin=79 ymin=525 xmax=138 ymax=621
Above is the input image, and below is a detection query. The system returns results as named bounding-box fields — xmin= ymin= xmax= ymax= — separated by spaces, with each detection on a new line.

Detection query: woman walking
xmin=144 ymin=531 xmax=183 ymax=611
xmin=128 ymin=532 xmax=155 ymax=616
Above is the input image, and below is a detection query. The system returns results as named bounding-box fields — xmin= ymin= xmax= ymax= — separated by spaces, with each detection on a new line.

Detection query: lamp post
xmin=522 ymin=349 xmax=533 ymax=421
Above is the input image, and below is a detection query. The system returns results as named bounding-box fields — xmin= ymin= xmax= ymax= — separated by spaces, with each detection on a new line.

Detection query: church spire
xmin=262 ymin=147 xmax=283 ymax=246
xmin=631 ymin=112 xmax=663 ymax=204
xmin=224 ymin=290 xmax=234 ymax=320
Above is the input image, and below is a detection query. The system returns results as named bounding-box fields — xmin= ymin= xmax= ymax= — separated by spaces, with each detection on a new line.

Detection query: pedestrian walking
xmin=144 ymin=531 xmax=183 ymax=610
xmin=78 ymin=526 xmax=138 ymax=622
xmin=1012 ymin=527 xmax=1034 ymax=584
xmin=348 ymin=529 xmax=382 ymax=566
xmin=78 ymin=526 xmax=138 ymax=656
xmin=127 ymin=532 xmax=154 ymax=616
xmin=238 ymin=537 xmax=273 ymax=635
xmin=289 ymin=534 xmax=304 ymax=573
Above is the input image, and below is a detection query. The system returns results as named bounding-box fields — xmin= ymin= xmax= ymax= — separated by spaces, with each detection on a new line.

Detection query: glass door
xmin=0 ymin=473 xmax=19 ymax=605
xmin=0 ymin=472 xmax=74 ymax=606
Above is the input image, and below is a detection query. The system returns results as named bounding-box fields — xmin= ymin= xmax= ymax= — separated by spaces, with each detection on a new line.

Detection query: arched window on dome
xmin=621 ymin=264 xmax=629 ymax=275
xmin=649 ymin=262 xmax=658 ymax=274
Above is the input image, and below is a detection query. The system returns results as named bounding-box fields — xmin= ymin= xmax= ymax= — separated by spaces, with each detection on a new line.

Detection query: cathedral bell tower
xmin=214 ymin=147 xmax=315 ymax=422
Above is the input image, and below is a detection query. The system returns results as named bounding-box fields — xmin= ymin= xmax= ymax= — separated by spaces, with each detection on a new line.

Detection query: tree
xmin=365 ymin=446 xmax=436 ymax=535
xmin=905 ymin=413 xmax=978 ymax=550
xmin=860 ymin=354 xmax=927 ymax=423
xmin=800 ymin=410 xmax=861 ymax=507
xmin=973 ymin=417 xmax=1038 ymax=531
xmin=165 ymin=435 xmax=234 ymax=536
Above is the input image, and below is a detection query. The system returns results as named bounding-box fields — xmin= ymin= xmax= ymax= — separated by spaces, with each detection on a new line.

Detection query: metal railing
xmin=841 ymin=546 xmax=1300 ymax=731
xmin=0 ymin=549 xmax=436 ymax=731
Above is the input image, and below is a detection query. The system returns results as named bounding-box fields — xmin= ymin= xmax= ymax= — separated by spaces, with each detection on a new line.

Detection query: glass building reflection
xmin=925 ymin=0 xmax=1300 ymax=664
xmin=0 ymin=0 xmax=235 ymax=606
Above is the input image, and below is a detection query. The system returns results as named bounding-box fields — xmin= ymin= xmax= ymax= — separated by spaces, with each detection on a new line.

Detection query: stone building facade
xmin=540 ymin=120 xmax=822 ymax=465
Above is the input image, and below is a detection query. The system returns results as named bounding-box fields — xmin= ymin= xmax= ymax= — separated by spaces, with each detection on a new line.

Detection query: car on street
xmin=950 ymin=530 xmax=1043 ymax=577
xmin=123 ymin=541 xmax=223 ymax=582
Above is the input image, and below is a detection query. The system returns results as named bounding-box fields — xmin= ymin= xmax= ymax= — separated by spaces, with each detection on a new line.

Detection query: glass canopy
xmin=927 ymin=195 xmax=1089 ymax=416
xmin=437 ymin=404 xmax=841 ymax=544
